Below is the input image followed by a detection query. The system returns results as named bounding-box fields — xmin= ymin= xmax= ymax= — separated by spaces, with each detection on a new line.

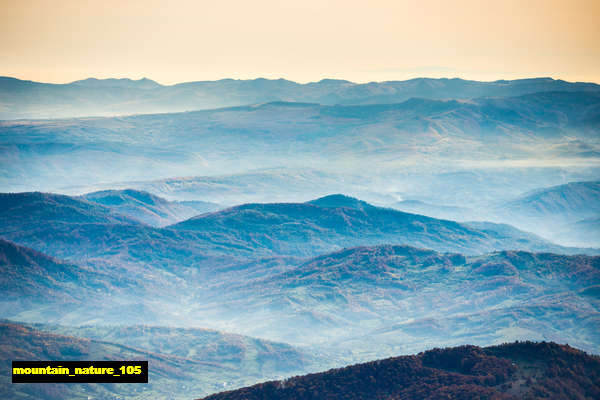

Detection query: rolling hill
xmin=81 ymin=189 xmax=220 ymax=226
xmin=200 ymin=341 xmax=600 ymax=400
xmin=497 ymin=181 xmax=600 ymax=247
xmin=502 ymin=181 xmax=600 ymax=220
xmin=0 ymin=192 xmax=139 ymax=229
xmin=1 ymin=192 xmax=597 ymax=351
xmin=0 ymin=192 xmax=251 ymax=270
xmin=170 ymin=194 xmax=590 ymax=257
xmin=0 ymin=321 xmax=313 ymax=399
xmin=24 ymin=323 xmax=311 ymax=377
xmin=0 ymin=192 xmax=593 ymax=287
xmin=0 ymin=238 xmax=125 ymax=304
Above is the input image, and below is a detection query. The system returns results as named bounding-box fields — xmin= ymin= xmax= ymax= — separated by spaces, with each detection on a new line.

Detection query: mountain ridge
xmin=81 ymin=189 xmax=221 ymax=226
xmin=2 ymin=75 xmax=599 ymax=120
xmin=170 ymin=195 xmax=594 ymax=257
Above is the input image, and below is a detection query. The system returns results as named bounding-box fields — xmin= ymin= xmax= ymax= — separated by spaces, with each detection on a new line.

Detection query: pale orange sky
xmin=1 ymin=0 xmax=599 ymax=84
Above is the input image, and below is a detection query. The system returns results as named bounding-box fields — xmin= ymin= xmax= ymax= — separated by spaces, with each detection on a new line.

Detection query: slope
xmin=81 ymin=189 xmax=220 ymax=226
xmin=503 ymin=181 xmax=600 ymax=220
xmin=0 ymin=238 xmax=125 ymax=303
xmin=170 ymin=195 xmax=590 ymax=257
xmin=200 ymin=341 xmax=600 ymax=400
xmin=198 ymin=245 xmax=600 ymax=350
xmin=23 ymin=323 xmax=311 ymax=377
xmin=0 ymin=321 xmax=229 ymax=400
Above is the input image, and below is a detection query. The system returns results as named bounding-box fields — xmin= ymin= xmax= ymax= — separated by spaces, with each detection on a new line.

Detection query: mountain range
xmin=2 ymin=89 xmax=599 ymax=205
xmin=2 ymin=74 xmax=599 ymax=399
xmin=2 ymin=191 xmax=599 ymax=398
xmin=1 ymin=192 xmax=591 ymax=271
xmin=1 ymin=192 xmax=598 ymax=352
xmin=2 ymin=76 xmax=599 ymax=119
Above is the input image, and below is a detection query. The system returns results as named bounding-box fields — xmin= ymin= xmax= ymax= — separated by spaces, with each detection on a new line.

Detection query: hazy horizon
xmin=3 ymin=74 xmax=600 ymax=86
xmin=1 ymin=0 xmax=599 ymax=85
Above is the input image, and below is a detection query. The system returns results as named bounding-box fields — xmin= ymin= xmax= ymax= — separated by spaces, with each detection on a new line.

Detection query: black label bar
xmin=12 ymin=361 xmax=148 ymax=383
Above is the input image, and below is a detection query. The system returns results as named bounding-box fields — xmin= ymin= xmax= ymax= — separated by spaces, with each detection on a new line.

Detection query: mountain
xmin=555 ymin=217 xmax=600 ymax=248
xmin=306 ymin=194 xmax=374 ymax=210
xmin=81 ymin=189 xmax=221 ymax=226
xmin=70 ymin=77 xmax=162 ymax=89
xmin=1 ymin=76 xmax=599 ymax=119
xmin=200 ymin=341 xmax=600 ymax=400
xmin=0 ymin=238 xmax=158 ymax=325
xmin=0 ymin=191 xmax=297 ymax=273
xmin=170 ymin=195 xmax=589 ymax=257
xmin=0 ymin=192 xmax=591 ymax=283
xmin=1 ymin=192 xmax=597 ymax=345
xmin=497 ymin=181 xmax=600 ymax=247
xmin=503 ymin=181 xmax=600 ymax=220
xmin=0 ymin=239 xmax=124 ymax=304
xmin=0 ymin=192 xmax=139 ymax=228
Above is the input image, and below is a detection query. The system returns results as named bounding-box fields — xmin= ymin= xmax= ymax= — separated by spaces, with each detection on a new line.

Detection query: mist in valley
xmin=1 ymin=76 xmax=600 ymax=399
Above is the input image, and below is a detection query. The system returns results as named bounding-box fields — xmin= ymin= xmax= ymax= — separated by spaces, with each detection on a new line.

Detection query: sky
xmin=1 ymin=0 xmax=599 ymax=85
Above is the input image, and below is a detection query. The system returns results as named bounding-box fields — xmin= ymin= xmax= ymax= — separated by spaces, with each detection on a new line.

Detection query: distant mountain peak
xmin=1 ymin=75 xmax=599 ymax=119
xmin=316 ymin=78 xmax=353 ymax=84
xmin=307 ymin=194 xmax=374 ymax=210
xmin=70 ymin=77 xmax=161 ymax=89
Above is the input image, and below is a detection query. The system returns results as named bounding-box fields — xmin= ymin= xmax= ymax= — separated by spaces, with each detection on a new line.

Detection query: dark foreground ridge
xmin=200 ymin=341 xmax=600 ymax=400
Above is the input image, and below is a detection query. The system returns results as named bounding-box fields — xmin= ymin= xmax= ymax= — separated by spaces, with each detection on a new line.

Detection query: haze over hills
xmin=495 ymin=181 xmax=600 ymax=247
xmin=1 ymin=76 xmax=599 ymax=119
xmin=0 ymin=321 xmax=225 ymax=400
xmin=200 ymin=245 xmax=600 ymax=351
xmin=26 ymin=323 xmax=312 ymax=377
xmin=391 ymin=200 xmax=473 ymax=221
xmin=1 ymin=192 xmax=598 ymax=350
xmin=2 ymin=90 xmax=599 ymax=206
xmin=2 ymin=74 xmax=600 ymax=400
xmin=556 ymin=217 xmax=600 ymax=248
xmin=502 ymin=180 xmax=600 ymax=220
